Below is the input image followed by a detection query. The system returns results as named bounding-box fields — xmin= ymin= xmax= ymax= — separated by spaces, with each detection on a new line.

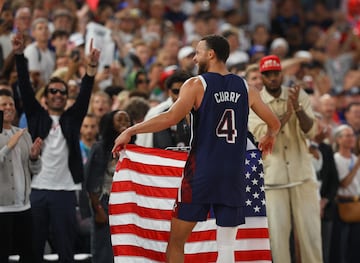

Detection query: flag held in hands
xmin=109 ymin=145 xmax=272 ymax=262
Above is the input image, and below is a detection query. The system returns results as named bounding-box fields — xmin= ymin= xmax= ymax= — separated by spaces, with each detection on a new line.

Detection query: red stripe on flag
xmin=187 ymin=230 xmax=216 ymax=242
xmin=111 ymin=224 xmax=169 ymax=242
xmin=109 ymin=203 xmax=173 ymax=220
xmin=113 ymin=245 xmax=219 ymax=263
xmin=237 ymin=228 xmax=270 ymax=239
xmin=115 ymin=160 xmax=122 ymax=172
xmin=235 ymin=250 xmax=272 ymax=261
xmin=113 ymin=245 xmax=272 ymax=263
xmin=113 ymin=245 xmax=165 ymax=261
xmin=125 ymin=144 xmax=188 ymax=161
xmin=187 ymin=228 xmax=269 ymax=243
xmin=184 ymin=252 xmax=218 ymax=262
xmin=111 ymin=181 xmax=179 ymax=198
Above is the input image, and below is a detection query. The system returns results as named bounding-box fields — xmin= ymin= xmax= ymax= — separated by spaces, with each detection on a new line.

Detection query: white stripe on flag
xmin=109 ymin=210 xmax=268 ymax=232
xmin=109 ymin=192 xmax=175 ymax=210
xmin=111 ymin=234 xmax=168 ymax=252
xmin=123 ymin=150 xmax=186 ymax=167
xmin=111 ymin=233 xmax=270 ymax=254
xmin=113 ymin=170 xmax=182 ymax=188
xmin=109 ymin=213 xmax=171 ymax=231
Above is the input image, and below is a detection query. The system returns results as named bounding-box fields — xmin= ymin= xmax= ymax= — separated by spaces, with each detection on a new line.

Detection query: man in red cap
xmin=259 ymin=55 xmax=282 ymax=72
xmin=248 ymin=55 xmax=323 ymax=263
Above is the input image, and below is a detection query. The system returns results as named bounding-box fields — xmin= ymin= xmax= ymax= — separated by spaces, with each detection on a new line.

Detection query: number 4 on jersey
xmin=216 ymin=109 xmax=237 ymax=143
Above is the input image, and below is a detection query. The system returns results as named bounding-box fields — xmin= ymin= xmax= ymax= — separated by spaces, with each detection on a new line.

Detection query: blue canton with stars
xmin=243 ymin=149 xmax=267 ymax=217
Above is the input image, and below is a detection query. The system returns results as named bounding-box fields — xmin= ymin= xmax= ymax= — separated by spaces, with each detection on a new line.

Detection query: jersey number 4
xmin=216 ymin=109 xmax=237 ymax=143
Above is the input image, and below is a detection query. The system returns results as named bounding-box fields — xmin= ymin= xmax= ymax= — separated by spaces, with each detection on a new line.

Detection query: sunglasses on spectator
xmin=171 ymin=89 xmax=180 ymax=95
xmin=136 ymin=79 xmax=149 ymax=84
xmin=48 ymin=88 xmax=67 ymax=96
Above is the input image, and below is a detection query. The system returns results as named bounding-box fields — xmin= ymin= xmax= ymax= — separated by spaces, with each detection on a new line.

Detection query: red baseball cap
xmin=259 ymin=55 xmax=282 ymax=73
xmin=160 ymin=65 xmax=178 ymax=89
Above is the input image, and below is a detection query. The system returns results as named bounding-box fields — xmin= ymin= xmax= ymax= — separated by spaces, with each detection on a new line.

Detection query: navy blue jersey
xmin=180 ymin=72 xmax=249 ymax=206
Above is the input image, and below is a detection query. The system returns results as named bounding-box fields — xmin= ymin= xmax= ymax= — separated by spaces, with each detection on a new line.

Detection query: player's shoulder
xmin=184 ymin=76 xmax=202 ymax=84
xmin=181 ymin=76 xmax=204 ymax=89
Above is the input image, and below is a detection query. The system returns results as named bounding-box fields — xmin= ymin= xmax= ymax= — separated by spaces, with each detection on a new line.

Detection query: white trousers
xmin=265 ymin=179 xmax=323 ymax=263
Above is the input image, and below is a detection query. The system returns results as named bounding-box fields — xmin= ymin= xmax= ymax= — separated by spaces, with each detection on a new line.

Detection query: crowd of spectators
xmin=1 ymin=0 xmax=360 ymax=262
xmin=0 ymin=0 xmax=359 ymax=124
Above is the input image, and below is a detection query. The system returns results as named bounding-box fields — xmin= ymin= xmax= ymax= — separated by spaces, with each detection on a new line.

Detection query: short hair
xmin=104 ymin=85 xmax=124 ymax=98
xmin=99 ymin=110 xmax=122 ymax=146
xmin=15 ymin=7 xmax=31 ymax=19
xmin=32 ymin=17 xmax=48 ymax=30
xmin=132 ymin=39 xmax=148 ymax=49
xmin=51 ymin=30 xmax=70 ymax=41
xmin=244 ymin=64 xmax=260 ymax=79
xmin=333 ymin=124 xmax=351 ymax=138
xmin=84 ymin=113 xmax=96 ymax=119
xmin=129 ymin=90 xmax=149 ymax=100
xmin=223 ymin=8 xmax=238 ymax=19
xmin=165 ymin=70 xmax=192 ymax=90
xmin=135 ymin=70 xmax=148 ymax=82
xmin=0 ymin=89 xmax=13 ymax=97
xmin=92 ymin=90 xmax=111 ymax=104
xmin=222 ymin=28 xmax=238 ymax=39
xmin=345 ymin=102 xmax=360 ymax=113
xmin=201 ymin=35 xmax=230 ymax=63
xmin=44 ymin=77 xmax=68 ymax=96
xmin=124 ymin=97 xmax=150 ymax=123
xmin=0 ymin=80 xmax=13 ymax=96
xmin=194 ymin=10 xmax=213 ymax=22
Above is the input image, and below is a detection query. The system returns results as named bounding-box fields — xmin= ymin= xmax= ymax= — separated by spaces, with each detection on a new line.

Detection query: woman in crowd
xmin=330 ymin=124 xmax=360 ymax=263
xmin=0 ymin=89 xmax=42 ymax=262
xmin=85 ymin=110 xmax=132 ymax=263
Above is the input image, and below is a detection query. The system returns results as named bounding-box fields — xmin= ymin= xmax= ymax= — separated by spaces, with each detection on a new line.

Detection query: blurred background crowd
xmin=0 ymin=0 xmax=359 ymax=126
xmin=1 ymin=0 xmax=360 ymax=262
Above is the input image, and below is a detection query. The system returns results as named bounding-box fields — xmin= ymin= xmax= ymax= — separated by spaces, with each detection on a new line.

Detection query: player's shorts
xmin=173 ymin=202 xmax=245 ymax=227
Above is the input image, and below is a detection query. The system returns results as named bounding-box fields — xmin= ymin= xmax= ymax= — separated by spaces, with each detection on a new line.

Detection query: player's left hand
xmin=258 ymin=133 xmax=276 ymax=155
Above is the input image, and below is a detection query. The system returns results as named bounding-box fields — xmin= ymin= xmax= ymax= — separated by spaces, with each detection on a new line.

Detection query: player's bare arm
xmin=248 ymin=86 xmax=280 ymax=154
xmin=249 ymin=86 xmax=280 ymax=135
xmin=112 ymin=76 xmax=203 ymax=154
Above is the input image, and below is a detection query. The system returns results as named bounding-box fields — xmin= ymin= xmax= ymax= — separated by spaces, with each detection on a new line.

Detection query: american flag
xmin=109 ymin=145 xmax=271 ymax=262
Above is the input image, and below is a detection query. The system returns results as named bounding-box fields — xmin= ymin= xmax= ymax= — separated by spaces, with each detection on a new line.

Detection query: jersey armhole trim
xmin=244 ymin=78 xmax=249 ymax=92
xmin=198 ymin=75 xmax=207 ymax=91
